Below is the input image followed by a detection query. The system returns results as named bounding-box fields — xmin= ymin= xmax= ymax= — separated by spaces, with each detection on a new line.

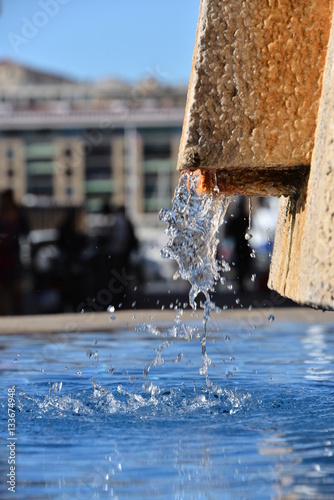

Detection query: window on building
xmin=26 ymin=142 xmax=55 ymax=197
xmin=6 ymin=148 xmax=13 ymax=159
xmin=85 ymin=141 xmax=113 ymax=210
xmin=65 ymin=148 xmax=72 ymax=159
xmin=142 ymin=136 xmax=174 ymax=213
xmin=27 ymin=174 xmax=53 ymax=196
xmin=143 ymin=142 xmax=170 ymax=160
xmin=85 ymin=142 xmax=111 ymax=179
xmin=144 ymin=169 xmax=174 ymax=212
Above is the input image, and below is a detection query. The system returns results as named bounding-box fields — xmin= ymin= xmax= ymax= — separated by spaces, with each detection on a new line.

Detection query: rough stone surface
xmin=269 ymin=14 xmax=334 ymax=310
xmin=179 ymin=0 xmax=333 ymax=172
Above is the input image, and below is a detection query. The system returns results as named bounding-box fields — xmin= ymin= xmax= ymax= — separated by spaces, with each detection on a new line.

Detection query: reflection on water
xmin=303 ymin=325 xmax=334 ymax=382
xmin=0 ymin=321 xmax=333 ymax=499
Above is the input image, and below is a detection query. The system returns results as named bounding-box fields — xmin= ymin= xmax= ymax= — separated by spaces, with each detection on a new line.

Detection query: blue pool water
xmin=1 ymin=317 xmax=334 ymax=499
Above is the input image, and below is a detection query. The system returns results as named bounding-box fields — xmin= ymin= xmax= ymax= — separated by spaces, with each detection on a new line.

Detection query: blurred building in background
xmin=0 ymin=59 xmax=184 ymax=227
xmin=0 ymin=60 xmax=280 ymax=314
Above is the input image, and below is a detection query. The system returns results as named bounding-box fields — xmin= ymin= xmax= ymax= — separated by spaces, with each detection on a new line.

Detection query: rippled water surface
xmin=1 ymin=319 xmax=334 ymax=499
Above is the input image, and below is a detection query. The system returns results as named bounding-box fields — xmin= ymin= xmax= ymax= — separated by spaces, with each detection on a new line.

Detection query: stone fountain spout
xmin=178 ymin=0 xmax=334 ymax=310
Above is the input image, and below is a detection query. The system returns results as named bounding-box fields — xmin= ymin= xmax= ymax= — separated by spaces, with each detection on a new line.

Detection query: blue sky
xmin=0 ymin=0 xmax=200 ymax=83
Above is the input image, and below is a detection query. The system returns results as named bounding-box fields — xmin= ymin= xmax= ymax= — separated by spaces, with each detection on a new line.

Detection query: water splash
xmin=136 ymin=318 xmax=199 ymax=377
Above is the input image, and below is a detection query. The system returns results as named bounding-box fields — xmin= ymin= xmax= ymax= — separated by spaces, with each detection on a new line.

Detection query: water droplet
xmin=245 ymin=233 xmax=253 ymax=241
xmin=132 ymin=301 xmax=136 ymax=308
xmin=107 ymin=305 xmax=115 ymax=313
xmin=250 ymin=250 xmax=256 ymax=259
xmin=251 ymin=273 xmax=256 ymax=282
xmin=13 ymin=359 xmax=18 ymax=363
xmin=268 ymin=314 xmax=275 ymax=322
xmin=175 ymin=352 xmax=183 ymax=363
xmin=248 ymin=198 xmax=252 ymax=230
xmin=248 ymin=305 xmax=253 ymax=311
xmin=223 ymin=305 xmax=228 ymax=310
xmin=92 ymin=339 xmax=97 ymax=346
xmin=52 ymin=381 xmax=62 ymax=393
xmin=161 ymin=305 xmax=165 ymax=311
xmin=108 ymin=367 xmax=115 ymax=375
xmin=77 ymin=371 xmax=82 ymax=377
xmin=235 ymin=298 xmax=240 ymax=304
xmin=134 ymin=286 xmax=138 ymax=291
xmin=213 ymin=172 xmax=220 ymax=193
xmin=227 ymin=283 xmax=233 ymax=290
xmin=110 ymin=314 xmax=116 ymax=321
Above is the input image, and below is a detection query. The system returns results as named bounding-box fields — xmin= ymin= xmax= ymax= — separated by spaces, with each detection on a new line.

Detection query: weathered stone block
xmin=179 ymin=0 xmax=334 ymax=309
xmin=178 ymin=0 xmax=332 ymax=177
xmin=269 ymin=14 xmax=334 ymax=310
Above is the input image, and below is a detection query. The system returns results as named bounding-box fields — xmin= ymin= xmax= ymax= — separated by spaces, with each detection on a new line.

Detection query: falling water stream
xmin=159 ymin=170 xmax=230 ymax=387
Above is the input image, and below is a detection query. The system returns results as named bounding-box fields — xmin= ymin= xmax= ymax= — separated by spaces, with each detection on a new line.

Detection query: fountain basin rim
xmin=0 ymin=308 xmax=333 ymax=335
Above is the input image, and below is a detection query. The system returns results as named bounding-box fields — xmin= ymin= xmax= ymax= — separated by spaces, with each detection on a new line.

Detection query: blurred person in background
xmin=112 ymin=205 xmax=138 ymax=271
xmin=88 ymin=203 xmax=139 ymax=308
xmin=0 ymin=189 xmax=29 ymax=314
xmin=222 ymin=197 xmax=252 ymax=292
xmin=56 ymin=207 xmax=87 ymax=311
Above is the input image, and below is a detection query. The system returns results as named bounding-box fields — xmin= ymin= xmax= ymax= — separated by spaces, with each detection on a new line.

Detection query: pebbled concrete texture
xmin=178 ymin=0 xmax=333 ymax=172
xmin=269 ymin=12 xmax=334 ymax=310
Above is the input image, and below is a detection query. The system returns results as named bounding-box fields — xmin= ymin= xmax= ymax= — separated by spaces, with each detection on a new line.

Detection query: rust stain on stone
xmin=182 ymin=165 xmax=309 ymax=197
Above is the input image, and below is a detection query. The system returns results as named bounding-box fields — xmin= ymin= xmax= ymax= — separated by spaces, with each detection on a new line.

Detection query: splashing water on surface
xmin=159 ymin=171 xmax=230 ymax=387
